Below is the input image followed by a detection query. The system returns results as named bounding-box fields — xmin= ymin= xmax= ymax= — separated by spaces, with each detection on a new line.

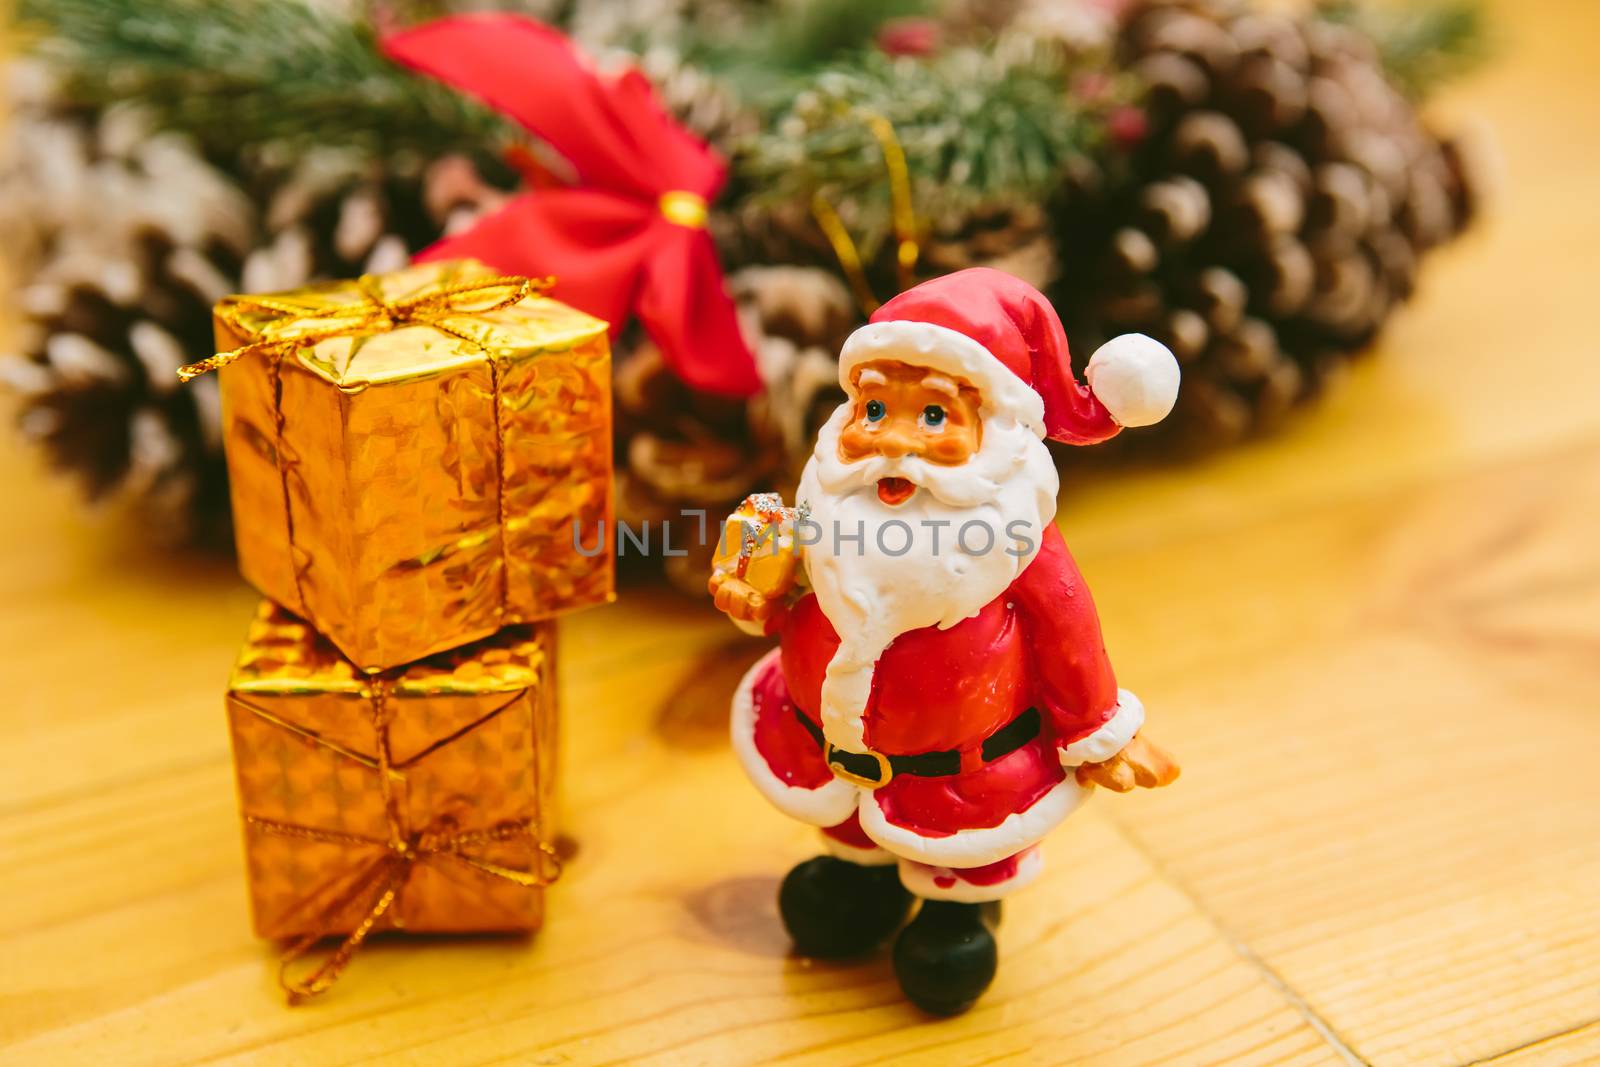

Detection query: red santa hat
xmin=838 ymin=268 xmax=1180 ymax=445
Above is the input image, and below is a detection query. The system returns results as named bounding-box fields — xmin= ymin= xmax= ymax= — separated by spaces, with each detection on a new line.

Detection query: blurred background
xmin=1 ymin=0 xmax=1492 ymax=590
xmin=7 ymin=1 xmax=1600 ymax=1064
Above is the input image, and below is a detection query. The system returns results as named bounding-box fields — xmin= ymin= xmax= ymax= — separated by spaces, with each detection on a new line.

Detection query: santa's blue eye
xmin=865 ymin=400 xmax=886 ymax=422
xmin=922 ymin=404 xmax=946 ymax=427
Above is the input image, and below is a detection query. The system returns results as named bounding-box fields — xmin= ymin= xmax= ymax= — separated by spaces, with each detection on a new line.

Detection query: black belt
xmin=794 ymin=706 xmax=1041 ymax=788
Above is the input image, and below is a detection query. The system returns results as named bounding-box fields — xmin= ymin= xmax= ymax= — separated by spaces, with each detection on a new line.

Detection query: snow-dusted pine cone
xmin=615 ymin=265 xmax=851 ymax=591
xmin=0 ymin=64 xmax=479 ymax=543
xmin=236 ymin=151 xmax=488 ymax=296
xmin=636 ymin=46 xmax=761 ymax=152
xmin=921 ymin=200 xmax=1059 ymax=292
xmin=0 ymin=68 xmax=254 ymax=542
xmin=1054 ymin=0 xmax=1477 ymax=447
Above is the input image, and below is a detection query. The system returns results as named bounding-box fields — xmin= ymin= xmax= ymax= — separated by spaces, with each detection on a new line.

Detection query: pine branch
xmin=729 ymin=48 xmax=1107 ymax=259
xmin=15 ymin=0 xmax=511 ymax=169
xmin=684 ymin=0 xmax=934 ymax=91
xmin=1318 ymin=0 xmax=1488 ymax=99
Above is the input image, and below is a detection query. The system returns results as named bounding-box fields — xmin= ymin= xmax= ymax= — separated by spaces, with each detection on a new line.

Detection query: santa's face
xmin=837 ymin=360 xmax=984 ymax=506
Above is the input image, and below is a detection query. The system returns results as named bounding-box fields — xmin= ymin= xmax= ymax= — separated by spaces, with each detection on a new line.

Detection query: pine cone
xmin=996 ymin=0 xmax=1119 ymax=54
xmin=615 ymin=265 xmax=851 ymax=591
xmin=922 ymin=200 xmax=1059 ymax=291
xmin=1054 ymin=0 xmax=1475 ymax=448
xmin=636 ymin=46 xmax=761 ymax=153
xmin=238 ymin=152 xmax=482 ymax=295
xmin=1 ymin=75 xmax=253 ymax=543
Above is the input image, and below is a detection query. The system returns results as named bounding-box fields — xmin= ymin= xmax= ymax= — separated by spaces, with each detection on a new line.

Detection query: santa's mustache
xmin=814 ymin=451 xmax=1001 ymax=510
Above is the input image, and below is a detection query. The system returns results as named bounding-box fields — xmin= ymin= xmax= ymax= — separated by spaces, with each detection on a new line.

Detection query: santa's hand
xmin=1075 ymin=734 xmax=1180 ymax=792
xmin=709 ymin=571 xmax=775 ymax=625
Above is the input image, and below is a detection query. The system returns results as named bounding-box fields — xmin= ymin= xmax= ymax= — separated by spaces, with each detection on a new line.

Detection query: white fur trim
xmin=820 ymin=833 xmax=897 ymax=866
xmin=1085 ymin=334 xmax=1180 ymax=428
xmin=897 ymin=849 xmax=1044 ymax=903
xmin=730 ymin=649 xmax=859 ymax=827
xmin=839 ymin=320 xmax=1047 ymax=438
xmin=856 ymin=776 xmax=1089 ymax=868
xmin=1057 ymin=690 xmax=1145 ymax=768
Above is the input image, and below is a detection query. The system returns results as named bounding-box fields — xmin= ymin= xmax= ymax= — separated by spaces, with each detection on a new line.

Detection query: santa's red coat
xmin=732 ymin=524 xmax=1139 ymax=869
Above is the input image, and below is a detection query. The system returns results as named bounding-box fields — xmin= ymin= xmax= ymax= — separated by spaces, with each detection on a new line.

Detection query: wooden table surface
xmin=4 ymin=2 xmax=1600 ymax=1063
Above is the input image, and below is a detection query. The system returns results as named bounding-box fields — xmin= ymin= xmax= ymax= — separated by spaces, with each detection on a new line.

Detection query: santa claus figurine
xmin=710 ymin=268 xmax=1184 ymax=1015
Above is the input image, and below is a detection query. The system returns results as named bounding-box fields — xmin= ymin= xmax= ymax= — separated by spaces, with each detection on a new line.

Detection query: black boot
xmin=778 ymin=856 xmax=914 ymax=958
xmin=892 ymin=900 xmax=999 ymax=1016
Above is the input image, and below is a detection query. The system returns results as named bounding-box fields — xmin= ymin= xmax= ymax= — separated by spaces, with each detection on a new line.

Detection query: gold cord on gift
xmin=484 ymin=343 xmax=513 ymax=626
xmin=244 ymin=672 xmax=562 ymax=1004
xmin=811 ymin=194 xmax=879 ymax=316
xmin=264 ymin=344 xmax=309 ymax=616
xmin=810 ymin=113 xmax=921 ymax=316
xmin=870 ymin=114 xmax=920 ymax=295
xmin=177 ymin=272 xmax=549 ymax=382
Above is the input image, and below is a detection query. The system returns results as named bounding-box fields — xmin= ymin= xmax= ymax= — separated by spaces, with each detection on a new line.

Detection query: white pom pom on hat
xmin=1085 ymin=333 xmax=1181 ymax=428
xmin=838 ymin=267 xmax=1179 ymax=445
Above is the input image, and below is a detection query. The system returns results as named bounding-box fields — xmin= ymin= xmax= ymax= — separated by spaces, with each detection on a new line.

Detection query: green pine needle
xmin=732 ymin=49 xmax=1104 ymax=258
xmin=686 ymin=0 xmax=933 ymax=92
xmin=16 ymin=0 xmax=510 ymax=168
xmin=14 ymin=0 xmax=1487 ymax=281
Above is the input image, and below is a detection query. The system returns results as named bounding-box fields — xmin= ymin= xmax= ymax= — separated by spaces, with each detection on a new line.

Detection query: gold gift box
xmin=226 ymin=601 xmax=560 ymax=943
xmin=710 ymin=493 xmax=805 ymax=600
xmin=213 ymin=259 xmax=613 ymax=672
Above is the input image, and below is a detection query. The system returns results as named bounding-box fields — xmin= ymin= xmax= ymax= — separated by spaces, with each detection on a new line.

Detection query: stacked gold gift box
xmin=193 ymin=260 xmax=613 ymax=999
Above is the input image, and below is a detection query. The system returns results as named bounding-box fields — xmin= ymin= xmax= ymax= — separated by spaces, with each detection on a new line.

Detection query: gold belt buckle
xmin=827 ymin=744 xmax=893 ymax=789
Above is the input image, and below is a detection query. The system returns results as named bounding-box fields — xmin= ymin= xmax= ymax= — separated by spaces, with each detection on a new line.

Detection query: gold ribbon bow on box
xmin=178 ymin=273 xmax=545 ymax=382
xmin=250 ymin=811 xmax=560 ymax=1003
xmin=230 ymin=612 xmax=562 ymax=1003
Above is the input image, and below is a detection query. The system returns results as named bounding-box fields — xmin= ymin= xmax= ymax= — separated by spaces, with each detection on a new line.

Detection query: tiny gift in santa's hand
xmin=711 ymin=268 xmax=1182 ymax=1017
xmin=707 ymin=493 xmax=806 ymax=633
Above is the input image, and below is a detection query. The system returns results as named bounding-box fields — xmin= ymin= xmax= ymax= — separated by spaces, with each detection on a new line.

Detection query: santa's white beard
xmin=795 ymin=404 xmax=1059 ymax=750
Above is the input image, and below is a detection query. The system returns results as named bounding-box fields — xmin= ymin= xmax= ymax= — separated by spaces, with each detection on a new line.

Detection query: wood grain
xmin=4 ymin=0 xmax=1600 ymax=1062
xmin=1480 ymin=1022 xmax=1600 ymax=1066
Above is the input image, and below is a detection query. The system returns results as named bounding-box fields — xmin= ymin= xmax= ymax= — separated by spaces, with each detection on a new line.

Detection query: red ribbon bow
xmin=383 ymin=15 xmax=761 ymax=397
